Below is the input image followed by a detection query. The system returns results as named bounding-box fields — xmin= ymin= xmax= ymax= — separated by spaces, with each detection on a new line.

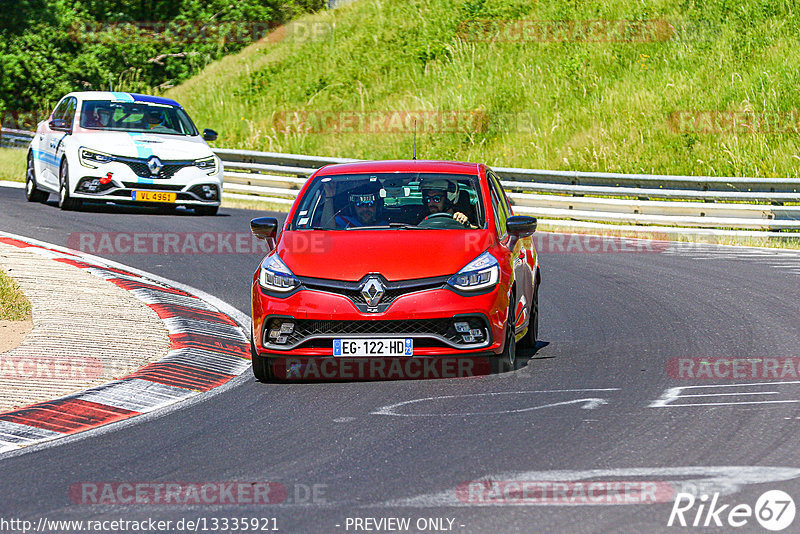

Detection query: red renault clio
xmin=249 ymin=160 xmax=540 ymax=380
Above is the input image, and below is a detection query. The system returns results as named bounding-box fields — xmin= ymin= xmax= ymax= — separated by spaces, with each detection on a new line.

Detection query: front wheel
xmin=25 ymin=153 xmax=49 ymax=203
xmin=499 ymin=310 xmax=517 ymax=373
xmin=58 ymin=160 xmax=82 ymax=211
xmin=519 ymin=284 xmax=539 ymax=349
xmin=251 ymin=328 xmax=274 ymax=382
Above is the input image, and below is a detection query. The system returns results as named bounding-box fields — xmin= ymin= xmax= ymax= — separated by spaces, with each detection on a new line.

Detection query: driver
xmin=145 ymin=109 xmax=166 ymax=129
xmin=322 ymin=180 xmax=388 ymax=228
xmin=419 ymin=177 xmax=473 ymax=227
xmin=86 ymin=106 xmax=111 ymax=128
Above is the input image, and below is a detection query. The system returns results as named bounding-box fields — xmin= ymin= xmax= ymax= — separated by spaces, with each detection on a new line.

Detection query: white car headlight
xmin=79 ymin=147 xmax=115 ymax=168
xmin=259 ymin=254 xmax=300 ymax=293
xmin=447 ymin=251 xmax=500 ymax=291
xmin=194 ymin=156 xmax=217 ymax=174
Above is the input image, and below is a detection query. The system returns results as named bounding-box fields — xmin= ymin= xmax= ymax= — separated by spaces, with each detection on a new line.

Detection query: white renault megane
xmin=25 ymin=91 xmax=223 ymax=215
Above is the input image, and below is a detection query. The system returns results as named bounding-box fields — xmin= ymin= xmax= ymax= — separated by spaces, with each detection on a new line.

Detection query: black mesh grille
xmin=263 ymin=316 xmax=489 ymax=350
xmin=114 ymin=156 xmax=194 ymax=180
xmin=122 ymin=182 xmax=184 ymax=191
xmin=124 ymin=162 xmax=189 ymax=179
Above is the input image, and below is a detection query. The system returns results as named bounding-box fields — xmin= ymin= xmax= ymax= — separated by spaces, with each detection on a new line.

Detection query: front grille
xmin=121 ymin=182 xmax=184 ymax=191
xmin=300 ymin=274 xmax=448 ymax=313
xmin=263 ymin=316 xmax=490 ymax=350
xmin=115 ymin=156 xmax=194 ymax=180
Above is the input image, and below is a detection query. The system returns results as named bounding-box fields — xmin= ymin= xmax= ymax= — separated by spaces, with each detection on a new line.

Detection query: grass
xmin=0 ymin=270 xmax=32 ymax=321
xmin=165 ymin=0 xmax=800 ymax=179
xmin=0 ymin=148 xmax=26 ymax=183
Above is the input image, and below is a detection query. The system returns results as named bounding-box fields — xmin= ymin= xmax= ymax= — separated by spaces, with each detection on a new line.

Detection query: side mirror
xmin=49 ymin=119 xmax=71 ymax=133
xmin=202 ymin=128 xmax=218 ymax=142
xmin=251 ymin=217 xmax=278 ymax=241
xmin=506 ymin=215 xmax=537 ymax=249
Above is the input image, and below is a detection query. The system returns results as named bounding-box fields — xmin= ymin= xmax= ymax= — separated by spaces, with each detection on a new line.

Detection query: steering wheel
xmin=418 ymin=212 xmax=468 ymax=229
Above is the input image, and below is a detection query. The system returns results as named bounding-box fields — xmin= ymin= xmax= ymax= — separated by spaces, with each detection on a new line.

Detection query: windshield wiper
xmin=388 ymin=223 xmax=423 ymax=229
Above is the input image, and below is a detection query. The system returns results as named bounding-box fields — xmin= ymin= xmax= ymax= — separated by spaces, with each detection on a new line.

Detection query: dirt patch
xmin=0 ymin=319 xmax=32 ymax=353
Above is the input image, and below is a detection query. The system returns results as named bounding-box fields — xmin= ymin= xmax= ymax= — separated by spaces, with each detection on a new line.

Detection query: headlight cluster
xmin=447 ymin=251 xmax=500 ymax=291
xmin=194 ymin=156 xmax=217 ymax=174
xmin=79 ymin=147 xmax=115 ymax=168
xmin=259 ymin=254 xmax=300 ymax=293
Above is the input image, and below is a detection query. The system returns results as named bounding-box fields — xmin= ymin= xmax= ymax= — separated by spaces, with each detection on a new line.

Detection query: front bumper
xmin=70 ymin=158 xmax=223 ymax=205
xmin=251 ymin=279 xmax=509 ymax=358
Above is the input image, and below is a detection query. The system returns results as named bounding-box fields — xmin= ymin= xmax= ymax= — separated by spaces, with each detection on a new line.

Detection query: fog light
xmin=268 ymin=329 xmax=281 ymax=339
xmin=462 ymin=334 xmax=475 ymax=343
xmin=469 ymin=329 xmax=483 ymax=338
xmin=454 ymin=322 xmax=470 ymax=333
xmin=275 ymin=336 xmax=288 ymax=345
xmin=279 ymin=322 xmax=294 ymax=334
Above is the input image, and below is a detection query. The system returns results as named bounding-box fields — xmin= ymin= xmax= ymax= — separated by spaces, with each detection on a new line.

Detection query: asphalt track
xmin=1 ymin=185 xmax=800 ymax=533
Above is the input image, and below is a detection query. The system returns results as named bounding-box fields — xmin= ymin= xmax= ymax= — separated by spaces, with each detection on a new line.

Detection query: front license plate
xmin=333 ymin=339 xmax=413 ymax=357
xmin=132 ymin=190 xmax=176 ymax=203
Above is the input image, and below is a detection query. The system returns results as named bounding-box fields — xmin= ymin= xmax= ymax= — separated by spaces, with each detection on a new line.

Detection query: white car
xmin=25 ymin=91 xmax=223 ymax=215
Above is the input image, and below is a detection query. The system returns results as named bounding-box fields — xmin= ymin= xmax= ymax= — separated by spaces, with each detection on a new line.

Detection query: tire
xmin=25 ymin=152 xmax=49 ymax=203
xmin=499 ymin=308 xmax=517 ymax=373
xmin=58 ymin=160 xmax=82 ymax=211
xmin=519 ymin=283 xmax=539 ymax=349
xmin=251 ymin=327 xmax=274 ymax=382
xmin=195 ymin=205 xmax=219 ymax=216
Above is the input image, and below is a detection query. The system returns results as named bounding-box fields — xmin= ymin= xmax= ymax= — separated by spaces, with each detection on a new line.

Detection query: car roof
xmin=64 ymin=91 xmax=182 ymax=108
xmin=315 ymin=160 xmax=482 ymax=176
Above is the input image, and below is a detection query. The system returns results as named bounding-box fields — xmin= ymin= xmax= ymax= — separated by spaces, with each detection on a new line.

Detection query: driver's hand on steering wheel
xmin=453 ymin=212 xmax=469 ymax=225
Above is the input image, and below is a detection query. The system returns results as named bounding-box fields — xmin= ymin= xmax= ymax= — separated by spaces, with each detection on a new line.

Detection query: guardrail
xmin=214 ymin=148 xmax=800 ymax=231
xmin=0 ymin=128 xmax=35 ymax=149
xmin=4 ymin=132 xmax=799 ymax=230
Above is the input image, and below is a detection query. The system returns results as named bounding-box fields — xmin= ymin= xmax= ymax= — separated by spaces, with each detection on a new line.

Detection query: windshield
xmin=79 ymin=100 xmax=199 ymax=136
xmin=291 ymin=173 xmax=486 ymax=230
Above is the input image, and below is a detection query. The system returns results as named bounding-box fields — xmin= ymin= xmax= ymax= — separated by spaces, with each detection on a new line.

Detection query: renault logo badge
xmin=147 ymin=156 xmax=163 ymax=176
xmin=361 ymin=277 xmax=385 ymax=308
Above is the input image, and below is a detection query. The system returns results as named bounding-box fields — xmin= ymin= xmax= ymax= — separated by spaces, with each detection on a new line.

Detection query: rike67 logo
xmin=668 ymin=490 xmax=796 ymax=531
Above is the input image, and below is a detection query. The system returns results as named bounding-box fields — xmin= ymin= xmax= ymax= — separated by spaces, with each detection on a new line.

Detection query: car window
xmin=487 ymin=171 xmax=509 ymax=236
xmin=62 ymin=98 xmax=77 ymax=127
xmin=79 ymin=100 xmax=198 ymax=136
xmin=51 ymin=98 xmax=70 ymax=120
xmin=290 ymin=173 xmax=486 ymax=230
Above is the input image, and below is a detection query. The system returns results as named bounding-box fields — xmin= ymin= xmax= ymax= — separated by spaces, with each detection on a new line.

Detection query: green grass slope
xmin=169 ymin=0 xmax=800 ymax=177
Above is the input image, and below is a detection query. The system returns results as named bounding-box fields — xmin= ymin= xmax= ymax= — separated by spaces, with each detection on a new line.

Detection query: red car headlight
xmin=447 ymin=251 xmax=500 ymax=291
xmin=258 ymin=254 xmax=300 ymax=293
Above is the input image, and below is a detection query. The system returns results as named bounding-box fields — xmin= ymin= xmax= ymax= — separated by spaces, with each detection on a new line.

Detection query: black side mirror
xmin=506 ymin=215 xmax=537 ymax=249
xmin=49 ymin=119 xmax=71 ymax=133
xmin=251 ymin=217 xmax=278 ymax=241
xmin=202 ymin=128 xmax=218 ymax=142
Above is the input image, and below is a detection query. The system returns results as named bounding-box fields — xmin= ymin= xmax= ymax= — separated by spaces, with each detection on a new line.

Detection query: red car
xmin=249 ymin=160 xmax=540 ymax=380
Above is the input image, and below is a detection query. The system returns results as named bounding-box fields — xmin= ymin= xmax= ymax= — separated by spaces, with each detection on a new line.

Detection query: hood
xmin=277 ymin=229 xmax=494 ymax=282
xmin=71 ymin=131 xmax=212 ymax=160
